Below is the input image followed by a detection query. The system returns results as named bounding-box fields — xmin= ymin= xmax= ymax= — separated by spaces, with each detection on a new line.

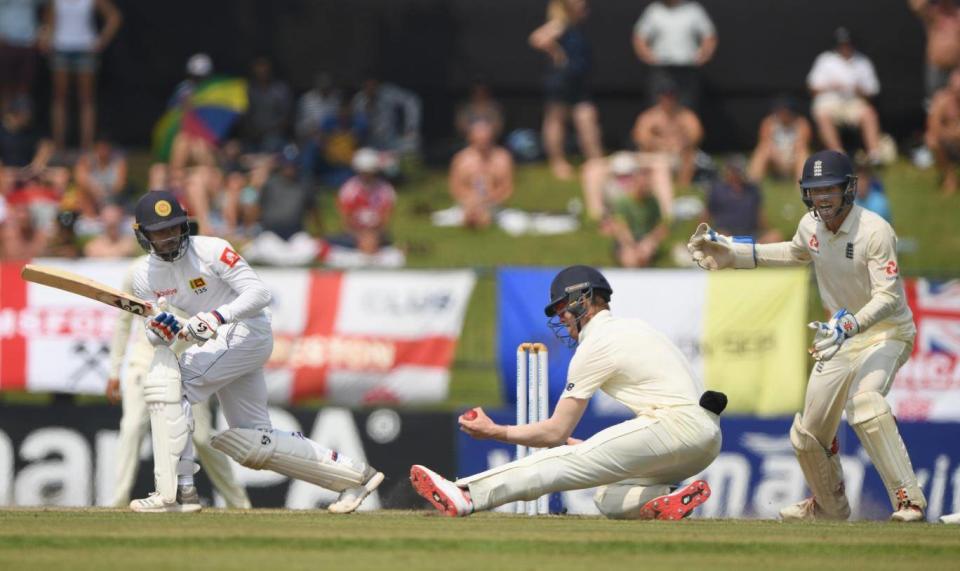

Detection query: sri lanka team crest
xmin=808 ymin=234 xmax=820 ymax=253
xmin=189 ymin=277 xmax=207 ymax=294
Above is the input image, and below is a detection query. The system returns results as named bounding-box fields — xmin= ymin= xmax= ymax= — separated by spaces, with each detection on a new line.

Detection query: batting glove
xmin=687 ymin=223 xmax=757 ymax=270
xmin=146 ymin=312 xmax=184 ymax=347
xmin=184 ymin=311 xmax=224 ymax=345
xmin=808 ymin=308 xmax=860 ymax=362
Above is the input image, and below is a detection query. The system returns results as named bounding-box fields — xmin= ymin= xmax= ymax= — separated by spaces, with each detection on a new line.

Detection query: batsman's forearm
xmin=215 ymin=283 xmax=271 ymax=322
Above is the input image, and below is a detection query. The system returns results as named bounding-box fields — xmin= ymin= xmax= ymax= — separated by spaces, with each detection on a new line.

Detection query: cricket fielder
xmin=128 ymin=190 xmax=383 ymax=513
xmin=687 ymin=149 xmax=925 ymax=522
xmin=410 ymin=265 xmax=725 ymax=519
xmin=106 ymin=256 xmax=251 ymax=509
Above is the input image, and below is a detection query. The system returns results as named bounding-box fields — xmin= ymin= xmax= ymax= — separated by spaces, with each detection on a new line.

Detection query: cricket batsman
xmin=687 ymin=149 xmax=925 ymax=522
xmin=106 ymin=256 xmax=251 ymax=509
xmin=128 ymin=190 xmax=383 ymax=513
xmin=410 ymin=265 xmax=725 ymax=519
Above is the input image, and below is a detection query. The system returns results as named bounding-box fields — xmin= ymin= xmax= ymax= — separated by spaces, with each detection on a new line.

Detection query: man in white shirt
xmin=409 ymin=265 xmax=724 ymax=519
xmin=127 ymin=190 xmax=383 ymax=513
xmin=633 ymin=0 xmax=717 ymax=110
xmin=807 ymin=28 xmax=883 ymax=160
xmin=688 ymin=150 xmax=926 ymax=522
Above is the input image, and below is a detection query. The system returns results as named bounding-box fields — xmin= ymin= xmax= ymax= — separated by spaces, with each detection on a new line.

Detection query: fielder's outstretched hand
xmin=687 ymin=223 xmax=735 ymax=270
xmin=458 ymin=407 xmax=499 ymax=440
xmin=808 ymin=308 xmax=859 ymax=362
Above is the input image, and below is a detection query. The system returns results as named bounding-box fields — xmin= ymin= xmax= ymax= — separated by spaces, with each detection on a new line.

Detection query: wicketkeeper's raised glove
xmin=686 ymin=223 xmax=757 ymax=270
xmin=808 ymin=308 xmax=860 ymax=362
xmin=146 ymin=312 xmax=184 ymax=347
xmin=184 ymin=311 xmax=224 ymax=345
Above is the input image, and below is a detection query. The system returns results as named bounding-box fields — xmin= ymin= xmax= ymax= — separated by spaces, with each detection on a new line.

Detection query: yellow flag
xmin=703 ymin=268 xmax=808 ymax=415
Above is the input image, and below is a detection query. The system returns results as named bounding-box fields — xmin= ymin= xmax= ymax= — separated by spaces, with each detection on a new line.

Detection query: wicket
xmin=516 ymin=342 xmax=549 ymax=515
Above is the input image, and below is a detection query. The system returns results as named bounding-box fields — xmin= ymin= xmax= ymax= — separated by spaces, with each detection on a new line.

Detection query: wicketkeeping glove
xmin=686 ymin=223 xmax=757 ymax=270
xmin=184 ymin=311 xmax=224 ymax=345
xmin=146 ymin=312 xmax=184 ymax=347
xmin=808 ymin=308 xmax=860 ymax=362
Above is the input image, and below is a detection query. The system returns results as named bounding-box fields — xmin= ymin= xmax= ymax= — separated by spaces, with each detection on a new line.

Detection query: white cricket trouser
xmin=180 ymin=319 xmax=274 ymax=429
xmin=800 ymin=339 xmax=912 ymax=446
xmin=111 ymin=362 xmax=252 ymax=508
xmin=458 ymin=405 xmax=721 ymax=517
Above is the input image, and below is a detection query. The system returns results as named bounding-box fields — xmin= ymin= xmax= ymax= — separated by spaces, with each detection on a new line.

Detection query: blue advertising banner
xmin=457 ymin=411 xmax=960 ymax=521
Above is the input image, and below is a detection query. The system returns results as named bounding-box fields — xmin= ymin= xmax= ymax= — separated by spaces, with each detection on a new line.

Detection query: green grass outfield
xmin=2 ymin=509 xmax=958 ymax=571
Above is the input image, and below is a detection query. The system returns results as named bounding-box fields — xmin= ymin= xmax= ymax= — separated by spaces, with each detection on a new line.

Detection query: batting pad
xmin=143 ymin=346 xmax=189 ymax=503
xmin=211 ymin=428 xmax=370 ymax=492
xmin=847 ymin=392 xmax=926 ymax=510
xmin=790 ymin=414 xmax=850 ymax=519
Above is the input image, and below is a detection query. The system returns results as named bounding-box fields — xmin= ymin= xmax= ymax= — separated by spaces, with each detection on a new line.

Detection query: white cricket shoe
xmin=409 ymin=464 xmax=473 ymax=517
xmin=328 ymin=467 xmax=385 ymax=514
xmin=940 ymin=512 xmax=960 ymax=524
xmin=779 ymin=497 xmax=849 ymax=522
xmin=890 ymin=503 xmax=925 ymax=523
xmin=130 ymin=485 xmax=202 ymax=513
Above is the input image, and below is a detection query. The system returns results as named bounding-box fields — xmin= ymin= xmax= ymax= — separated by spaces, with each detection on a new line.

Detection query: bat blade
xmin=20 ymin=264 xmax=156 ymax=317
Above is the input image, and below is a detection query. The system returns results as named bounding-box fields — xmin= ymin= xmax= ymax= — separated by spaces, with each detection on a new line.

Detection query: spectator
xmin=73 ymin=133 xmax=127 ymax=216
xmin=529 ymin=0 xmax=603 ymax=181
xmin=595 ymin=152 xmax=669 ymax=268
xmin=925 ymin=67 xmax=960 ymax=194
xmin=295 ymin=72 xmax=340 ymax=144
xmin=748 ymin=96 xmax=812 ymax=181
xmin=40 ymin=0 xmax=122 ymax=150
xmin=448 ymin=119 xmax=514 ymax=229
xmin=633 ymin=0 xmax=717 ymax=110
xmin=242 ymin=145 xmax=322 ymax=265
xmin=909 ymin=0 xmax=960 ymax=100
xmin=632 ymin=79 xmax=702 ymax=187
xmin=44 ymin=209 xmax=79 ymax=257
xmin=0 ymin=0 xmax=44 ymax=110
xmin=351 ymin=76 xmax=421 ymax=155
xmin=82 ymin=202 xmax=137 ymax=257
xmin=245 ymin=57 xmax=293 ymax=153
xmin=305 ymin=97 xmax=368 ymax=187
xmin=704 ymin=156 xmax=781 ymax=244
xmin=455 ymin=79 xmax=505 ymax=141
xmin=581 ymin=150 xmax=673 ymax=222
xmin=0 ymin=97 xmax=53 ymax=175
xmin=0 ymin=196 xmax=49 ymax=259
xmin=332 ymin=148 xmax=396 ymax=256
xmin=854 ymin=158 xmax=892 ymax=222
xmin=168 ymin=53 xmax=218 ymax=170
xmin=806 ymin=27 xmax=882 ymax=160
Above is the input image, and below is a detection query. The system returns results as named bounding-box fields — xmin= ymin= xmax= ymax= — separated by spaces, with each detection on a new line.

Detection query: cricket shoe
xmin=779 ymin=497 xmax=849 ymax=522
xmin=130 ymin=485 xmax=202 ymax=513
xmin=890 ymin=502 xmax=925 ymax=523
xmin=328 ymin=467 xmax=385 ymax=514
xmin=409 ymin=464 xmax=473 ymax=517
xmin=638 ymin=480 xmax=711 ymax=520
xmin=940 ymin=512 xmax=960 ymax=524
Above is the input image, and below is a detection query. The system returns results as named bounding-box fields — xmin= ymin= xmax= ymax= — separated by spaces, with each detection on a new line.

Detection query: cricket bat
xmin=20 ymin=263 xmax=157 ymax=317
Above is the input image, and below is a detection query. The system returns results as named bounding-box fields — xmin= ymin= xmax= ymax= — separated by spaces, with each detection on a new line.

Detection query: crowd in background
xmin=0 ymin=0 xmax=952 ymax=268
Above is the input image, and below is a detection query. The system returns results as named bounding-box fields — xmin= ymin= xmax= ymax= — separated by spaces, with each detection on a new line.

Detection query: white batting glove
xmin=687 ymin=223 xmax=757 ymax=270
xmin=808 ymin=308 xmax=860 ymax=362
xmin=184 ymin=311 xmax=224 ymax=345
xmin=146 ymin=312 xmax=184 ymax=347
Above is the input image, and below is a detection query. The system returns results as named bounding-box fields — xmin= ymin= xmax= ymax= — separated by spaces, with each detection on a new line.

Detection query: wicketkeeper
xmin=128 ymin=190 xmax=383 ymax=513
xmin=687 ymin=149 xmax=925 ymax=522
xmin=410 ymin=265 xmax=725 ymax=519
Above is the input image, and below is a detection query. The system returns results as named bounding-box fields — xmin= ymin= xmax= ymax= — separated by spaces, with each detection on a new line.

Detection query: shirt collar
xmin=835 ymin=204 xmax=860 ymax=235
xmin=578 ymin=309 xmax=612 ymax=342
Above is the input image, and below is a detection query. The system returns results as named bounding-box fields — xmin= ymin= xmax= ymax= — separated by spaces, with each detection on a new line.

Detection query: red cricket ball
xmin=463 ymin=409 xmax=478 ymax=421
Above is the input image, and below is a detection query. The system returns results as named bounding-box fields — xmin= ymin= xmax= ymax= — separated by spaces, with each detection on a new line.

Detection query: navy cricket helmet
xmin=798 ymin=150 xmax=857 ymax=219
xmin=133 ymin=190 xmax=191 ymax=261
xmin=544 ymin=265 xmax=613 ymax=317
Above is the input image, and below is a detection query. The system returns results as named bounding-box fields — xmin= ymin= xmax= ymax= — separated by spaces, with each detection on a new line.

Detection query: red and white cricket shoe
xmin=409 ymin=464 xmax=473 ymax=517
xmin=638 ymin=480 xmax=711 ymax=520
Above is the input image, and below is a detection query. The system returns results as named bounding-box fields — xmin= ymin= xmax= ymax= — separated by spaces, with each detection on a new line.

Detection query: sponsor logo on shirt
xmin=846 ymin=242 xmax=854 ymax=260
xmin=153 ymin=288 xmax=177 ymax=297
xmin=220 ymin=247 xmax=241 ymax=268
xmin=808 ymin=234 xmax=819 ymax=254
xmin=189 ymin=277 xmax=207 ymax=295
xmin=884 ymin=260 xmax=899 ymax=279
